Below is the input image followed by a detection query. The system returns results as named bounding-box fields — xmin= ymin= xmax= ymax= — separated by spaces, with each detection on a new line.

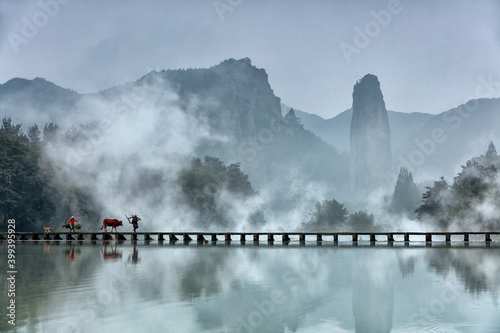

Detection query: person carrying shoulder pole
xmin=127 ymin=215 xmax=141 ymax=232
xmin=68 ymin=216 xmax=79 ymax=233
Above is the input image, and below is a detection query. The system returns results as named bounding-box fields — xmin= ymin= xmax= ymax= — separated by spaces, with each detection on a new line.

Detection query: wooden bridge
xmin=1 ymin=231 xmax=499 ymax=245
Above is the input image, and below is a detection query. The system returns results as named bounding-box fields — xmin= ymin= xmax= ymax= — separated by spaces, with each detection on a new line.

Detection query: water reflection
xmin=0 ymin=243 xmax=499 ymax=332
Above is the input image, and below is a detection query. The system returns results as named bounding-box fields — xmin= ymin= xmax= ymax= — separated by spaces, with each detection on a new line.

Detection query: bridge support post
xmin=117 ymin=233 xmax=127 ymax=241
xmin=387 ymin=233 xmax=394 ymax=242
xmin=333 ymin=234 xmax=338 ymax=242
xmin=183 ymin=234 xmax=192 ymax=243
xmin=464 ymin=233 xmax=469 ymax=242
xmin=299 ymin=234 xmax=305 ymax=243
xmin=316 ymin=234 xmax=322 ymax=242
xmin=240 ymin=234 xmax=246 ymax=243
xmin=268 ymin=234 xmax=274 ymax=242
xmin=370 ymin=234 xmax=376 ymax=242
xmin=486 ymin=233 xmax=492 ymax=242
xmin=103 ymin=233 xmax=113 ymax=241
xmin=445 ymin=233 xmax=451 ymax=243
xmin=157 ymin=233 xmax=165 ymax=241
xmin=90 ymin=233 xmax=98 ymax=241
xmin=253 ymin=234 xmax=259 ymax=242
xmin=352 ymin=233 xmax=358 ymax=242
xmin=197 ymin=234 xmax=206 ymax=244
xmin=426 ymin=233 xmax=432 ymax=242
xmin=131 ymin=233 xmax=138 ymax=242
xmin=66 ymin=233 xmax=75 ymax=240
xmin=211 ymin=234 xmax=218 ymax=242
xmin=77 ymin=233 xmax=85 ymax=241
xmin=32 ymin=233 xmax=41 ymax=240
xmin=404 ymin=233 xmax=410 ymax=242
xmin=54 ymin=233 xmax=63 ymax=240
xmin=169 ymin=233 xmax=178 ymax=242
xmin=225 ymin=234 xmax=231 ymax=243
xmin=282 ymin=234 xmax=290 ymax=243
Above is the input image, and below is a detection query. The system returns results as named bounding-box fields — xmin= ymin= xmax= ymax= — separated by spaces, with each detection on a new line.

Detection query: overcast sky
xmin=1 ymin=0 xmax=499 ymax=118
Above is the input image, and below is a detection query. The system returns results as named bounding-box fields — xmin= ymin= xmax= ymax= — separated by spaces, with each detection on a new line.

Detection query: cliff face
xmin=157 ymin=58 xmax=282 ymax=140
xmin=350 ymin=74 xmax=392 ymax=191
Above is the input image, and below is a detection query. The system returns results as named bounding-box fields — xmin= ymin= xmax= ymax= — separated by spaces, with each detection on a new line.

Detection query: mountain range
xmin=2 ymin=59 xmax=500 ymax=194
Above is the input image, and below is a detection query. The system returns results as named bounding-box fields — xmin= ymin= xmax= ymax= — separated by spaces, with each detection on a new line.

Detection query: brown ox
xmin=100 ymin=219 xmax=123 ymax=232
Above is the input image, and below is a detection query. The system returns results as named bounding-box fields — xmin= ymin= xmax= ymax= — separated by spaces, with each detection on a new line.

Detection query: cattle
xmin=100 ymin=219 xmax=123 ymax=232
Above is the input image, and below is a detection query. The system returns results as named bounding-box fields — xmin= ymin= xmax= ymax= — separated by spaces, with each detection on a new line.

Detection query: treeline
xmin=300 ymin=198 xmax=377 ymax=231
xmin=0 ymin=118 xmax=265 ymax=231
xmin=0 ymin=118 xmax=100 ymax=231
xmin=415 ymin=142 xmax=500 ymax=230
xmin=303 ymin=142 xmax=500 ymax=232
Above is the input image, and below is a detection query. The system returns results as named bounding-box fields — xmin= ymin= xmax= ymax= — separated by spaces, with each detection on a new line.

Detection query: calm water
xmin=1 ymin=240 xmax=499 ymax=333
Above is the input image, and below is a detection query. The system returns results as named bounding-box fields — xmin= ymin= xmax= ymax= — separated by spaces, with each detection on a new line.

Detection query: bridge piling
xmin=1 ymin=231 xmax=499 ymax=245
xmin=196 ymin=234 xmax=202 ymax=243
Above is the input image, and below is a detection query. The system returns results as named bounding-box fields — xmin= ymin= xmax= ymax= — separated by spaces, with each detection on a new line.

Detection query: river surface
xmin=1 ymin=240 xmax=499 ymax=333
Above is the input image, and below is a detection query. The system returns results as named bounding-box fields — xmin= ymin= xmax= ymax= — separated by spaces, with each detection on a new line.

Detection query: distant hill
xmin=2 ymin=60 xmax=500 ymax=212
xmin=290 ymin=106 xmax=433 ymax=155
xmin=395 ymin=98 xmax=500 ymax=181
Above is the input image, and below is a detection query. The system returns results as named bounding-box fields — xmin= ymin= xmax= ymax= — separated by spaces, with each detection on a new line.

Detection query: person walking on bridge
xmin=68 ymin=216 xmax=79 ymax=233
xmin=127 ymin=215 xmax=141 ymax=232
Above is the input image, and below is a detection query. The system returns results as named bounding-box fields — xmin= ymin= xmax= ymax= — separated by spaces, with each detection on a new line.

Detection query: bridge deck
xmin=1 ymin=231 xmax=499 ymax=243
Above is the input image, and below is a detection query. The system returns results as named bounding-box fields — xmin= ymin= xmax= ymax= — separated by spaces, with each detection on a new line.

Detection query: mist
xmin=40 ymin=73 xmax=268 ymax=231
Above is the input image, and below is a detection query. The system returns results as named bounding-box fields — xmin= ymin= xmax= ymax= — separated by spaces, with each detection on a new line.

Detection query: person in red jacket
xmin=68 ymin=216 xmax=79 ymax=232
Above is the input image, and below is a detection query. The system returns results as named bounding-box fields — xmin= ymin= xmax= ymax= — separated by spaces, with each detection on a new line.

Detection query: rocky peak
xmin=349 ymin=74 xmax=392 ymax=191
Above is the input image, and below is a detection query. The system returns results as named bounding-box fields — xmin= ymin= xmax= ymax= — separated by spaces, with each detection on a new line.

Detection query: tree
xmin=485 ymin=141 xmax=497 ymax=160
xmin=178 ymin=156 xmax=264 ymax=228
xmin=348 ymin=210 xmax=376 ymax=231
xmin=307 ymin=198 xmax=348 ymax=230
xmin=452 ymin=160 xmax=495 ymax=205
xmin=28 ymin=124 xmax=41 ymax=142
xmin=391 ymin=167 xmax=421 ymax=216
xmin=42 ymin=123 xmax=61 ymax=141
xmin=415 ymin=177 xmax=450 ymax=221
xmin=0 ymin=120 xmax=53 ymax=229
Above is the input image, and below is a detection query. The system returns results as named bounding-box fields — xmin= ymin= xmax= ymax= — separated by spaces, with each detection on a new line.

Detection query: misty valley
xmin=2 ymin=58 xmax=500 ymax=333
xmin=1 ymin=58 xmax=500 ymax=233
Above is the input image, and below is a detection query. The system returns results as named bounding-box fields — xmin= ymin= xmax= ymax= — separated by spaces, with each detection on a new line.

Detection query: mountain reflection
xmin=1 ymin=243 xmax=499 ymax=332
xmin=424 ymin=248 xmax=499 ymax=300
